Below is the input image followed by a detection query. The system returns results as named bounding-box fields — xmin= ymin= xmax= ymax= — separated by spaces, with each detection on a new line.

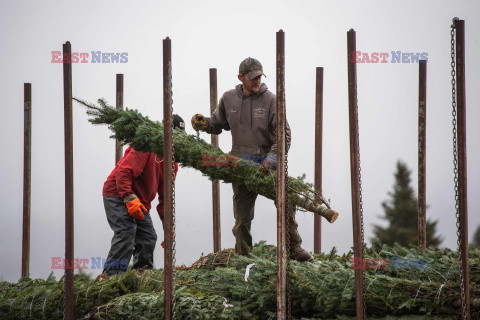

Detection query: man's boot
xmin=290 ymin=246 xmax=314 ymax=262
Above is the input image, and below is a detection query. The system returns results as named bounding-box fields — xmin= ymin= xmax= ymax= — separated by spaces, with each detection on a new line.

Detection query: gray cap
xmin=239 ymin=57 xmax=265 ymax=79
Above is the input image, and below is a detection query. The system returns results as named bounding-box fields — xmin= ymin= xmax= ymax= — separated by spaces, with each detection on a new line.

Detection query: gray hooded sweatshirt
xmin=205 ymin=83 xmax=291 ymax=158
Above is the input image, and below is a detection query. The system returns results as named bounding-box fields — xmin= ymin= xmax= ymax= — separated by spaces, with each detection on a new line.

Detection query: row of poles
xmin=19 ymin=21 xmax=469 ymax=320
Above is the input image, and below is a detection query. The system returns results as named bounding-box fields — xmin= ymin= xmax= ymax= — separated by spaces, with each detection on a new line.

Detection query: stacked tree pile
xmin=1 ymin=242 xmax=479 ymax=319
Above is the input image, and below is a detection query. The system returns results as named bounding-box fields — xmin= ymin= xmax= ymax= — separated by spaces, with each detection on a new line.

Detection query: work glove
xmin=262 ymin=154 xmax=278 ymax=173
xmin=125 ymin=197 xmax=147 ymax=220
xmin=191 ymin=114 xmax=207 ymax=132
xmin=161 ymin=233 xmax=175 ymax=248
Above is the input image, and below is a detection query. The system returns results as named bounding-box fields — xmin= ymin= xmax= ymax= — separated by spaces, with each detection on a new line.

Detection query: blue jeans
xmin=103 ymin=196 xmax=157 ymax=275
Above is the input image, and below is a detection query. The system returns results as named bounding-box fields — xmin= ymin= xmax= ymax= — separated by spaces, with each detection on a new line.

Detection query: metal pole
xmin=22 ymin=83 xmax=31 ymax=278
xmin=163 ymin=37 xmax=174 ymax=320
xmin=63 ymin=41 xmax=74 ymax=320
xmin=455 ymin=19 xmax=470 ymax=320
xmin=209 ymin=68 xmax=221 ymax=253
xmin=418 ymin=60 xmax=427 ymax=250
xmin=314 ymin=67 xmax=323 ymax=254
xmin=347 ymin=29 xmax=365 ymax=320
xmin=276 ymin=29 xmax=287 ymax=320
xmin=115 ymin=74 xmax=124 ymax=164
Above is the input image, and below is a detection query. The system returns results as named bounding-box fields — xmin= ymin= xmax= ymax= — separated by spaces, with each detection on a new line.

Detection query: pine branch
xmin=73 ymin=97 xmax=338 ymax=222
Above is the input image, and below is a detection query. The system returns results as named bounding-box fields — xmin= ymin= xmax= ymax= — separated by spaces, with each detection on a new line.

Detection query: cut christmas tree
xmin=74 ymin=98 xmax=338 ymax=222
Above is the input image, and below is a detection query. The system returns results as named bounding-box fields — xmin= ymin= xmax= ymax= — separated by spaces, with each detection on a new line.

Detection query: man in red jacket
xmin=101 ymin=114 xmax=185 ymax=275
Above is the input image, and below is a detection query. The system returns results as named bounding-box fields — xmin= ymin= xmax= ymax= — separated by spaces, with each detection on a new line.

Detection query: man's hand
xmin=191 ymin=114 xmax=207 ymax=132
xmin=161 ymin=232 xmax=175 ymax=248
xmin=262 ymin=154 xmax=278 ymax=173
xmin=125 ymin=197 xmax=147 ymax=220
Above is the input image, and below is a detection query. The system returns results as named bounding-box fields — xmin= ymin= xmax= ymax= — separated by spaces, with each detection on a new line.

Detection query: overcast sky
xmin=1 ymin=0 xmax=479 ymax=282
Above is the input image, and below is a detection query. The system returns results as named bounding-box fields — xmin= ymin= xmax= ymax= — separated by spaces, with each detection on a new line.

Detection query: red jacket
xmin=103 ymin=146 xmax=178 ymax=222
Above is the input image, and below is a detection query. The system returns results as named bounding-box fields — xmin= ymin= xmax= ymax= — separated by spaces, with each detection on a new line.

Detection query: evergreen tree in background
xmin=372 ymin=160 xmax=442 ymax=247
xmin=473 ymin=225 xmax=480 ymax=247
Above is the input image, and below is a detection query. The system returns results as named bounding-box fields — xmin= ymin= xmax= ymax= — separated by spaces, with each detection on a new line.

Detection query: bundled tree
xmin=73 ymin=98 xmax=338 ymax=222
xmin=372 ymin=160 xmax=442 ymax=247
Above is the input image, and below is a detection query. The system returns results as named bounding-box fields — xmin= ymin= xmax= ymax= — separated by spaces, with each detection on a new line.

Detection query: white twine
xmin=414 ymin=284 xmax=424 ymax=302
xmin=98 ymin=283 xmax=106 ymax=298
xmin=426 ymin=265 xmax=448 ymax=282
xmin=85 ymin=282 xmax=92 ymax=301
xmin=435 ymin=283 xmax=445 ymax=300
xmin=42 ymin=289 xmax=51 ymax=315
xmin=29 ymin=297 xmax=34 ymax=317
xmin=211 ymin=252 xmax=221 ymax=266
xmin=222 ymin=297 xmax=234 ymax=308
xmin=226 ymin=251 xmax=232 ymax=267
xmin=387 ymin=284 xmax=396 ymax=298
xmin=366 ymin=278 xmax=375 ymax=291
xmin=244 ymin=263 xmax=256 ymax=282
xmin=21 ymin=295 xmax=28 ymax=317
xmin=342 ymin=277 xmax=351 ymax=295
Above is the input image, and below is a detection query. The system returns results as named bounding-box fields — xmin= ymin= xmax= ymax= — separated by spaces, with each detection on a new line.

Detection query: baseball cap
xmin=173 ymin=114 xmax=185 ymax=131
xmin=239 ymin=57 xmax=265 ymax=79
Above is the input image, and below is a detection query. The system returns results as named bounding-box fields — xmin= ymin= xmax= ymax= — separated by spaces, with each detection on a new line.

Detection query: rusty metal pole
xmin=347 ymin=29 xmax=365 ymax=320
xmin=276 ymin=29 xmax=287 ymax=320
xmin=314 ymin=67 xmax=323 ymax=254
xmin=115 ymin=74 xmax=124 ymax=164
xmin=63 ymin=41 xmax=74 ymax=320
xmin=210 ymin=68 xmax=221 ymax=253
xmin=418 ymin=60 xmax=427 ymax=250
xmin=163 ymin=37 xmax=174 ymax=320
xmin=455 ymin=19 xmax=470 ymax=320
xmin=22 ymin=83 xmax=32 ymax=278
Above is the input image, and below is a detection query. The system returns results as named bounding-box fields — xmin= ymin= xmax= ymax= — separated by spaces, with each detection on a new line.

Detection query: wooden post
xmin=276 ymin=29 xmax=287 ymax=320
xmin=347 ymin=29 xmax=365 ymax=320
xmin=63 ymin=41 xmax=74 ymax=320
xmin=163 ymin=37 xmax=174 ymax=320
xmin=454 ymin=19 xmax=470 ymax=320
xmin=418 ymin=60 xmax=427 ymax=250
xmin=115 ymin=74 xmax=124 ymax=164
xmin=22 ymin=83 xmax=32 ymax=278
xmin=314 ymin=67 xmax=323 ymax=254
xmin=210 ymin=68 xmax=221 ymax=252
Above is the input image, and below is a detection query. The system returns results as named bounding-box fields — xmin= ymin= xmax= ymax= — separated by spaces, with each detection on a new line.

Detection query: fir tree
xmin=372 ymin=160 xmax=442 ymax=247
xmin=473 ymin=225 xmax=480 ymax=247
xmin=72 ymin=98 xmax=337 ymax=221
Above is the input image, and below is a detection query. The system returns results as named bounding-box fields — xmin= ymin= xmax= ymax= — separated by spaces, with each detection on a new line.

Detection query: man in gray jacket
xmin=191 ymin=57 xmax=314 ymax=262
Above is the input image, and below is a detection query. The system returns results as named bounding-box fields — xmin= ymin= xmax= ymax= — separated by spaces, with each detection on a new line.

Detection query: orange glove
xmin=161 ymin=233 xmax=175 ymax=248
xmin=262 ymin=154 xmax=278 ymax=173
xmin=125 ymin=197 xmax=147 ymax=220
xmin=191 ymin=114 xmax=207 ymax=131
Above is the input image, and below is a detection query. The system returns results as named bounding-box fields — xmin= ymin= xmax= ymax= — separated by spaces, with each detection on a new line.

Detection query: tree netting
xmin=1 ymin=242 xmax=478 ymax=319
xmin=73 ymin=98 xmax=338 ymax=222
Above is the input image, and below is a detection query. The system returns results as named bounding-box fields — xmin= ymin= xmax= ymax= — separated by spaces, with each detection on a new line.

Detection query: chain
xmin=355 ymin=67 xmax=367 ymax=320
xmin=450 ymin=17 xmax=467 ymax=320
xmin=170 ymin=68 xmax=178 ymax=320
xmin=418 ymin=87 xmax=425 ymax=249
xmin=355 ymin=62 xmax=367 ymax=319
xmin=284 ymin=97 xmax=291 ymax=320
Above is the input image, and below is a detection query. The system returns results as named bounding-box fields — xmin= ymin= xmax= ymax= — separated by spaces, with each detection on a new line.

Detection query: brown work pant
xmin=232 ymin=183 xmax=302 ymax=255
